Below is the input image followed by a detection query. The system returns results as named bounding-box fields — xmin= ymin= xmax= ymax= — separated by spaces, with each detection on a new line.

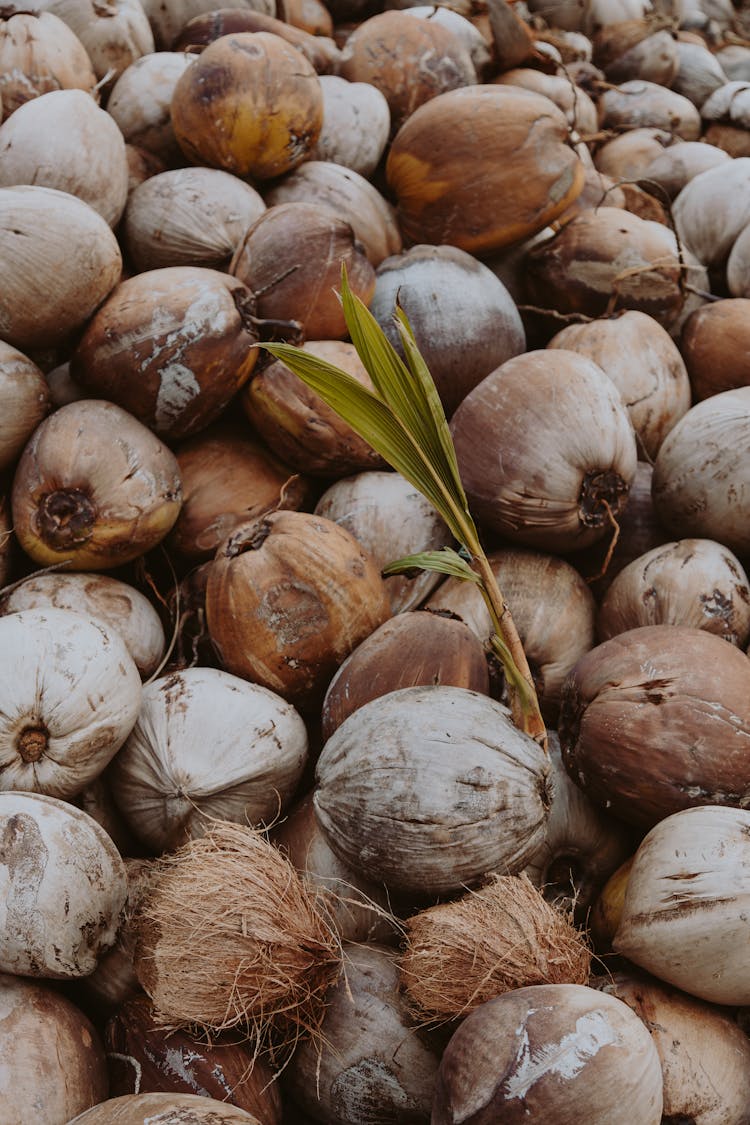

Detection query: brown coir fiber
xmin=399 ymin=874 xmax=592 ymax=1025
xmin=132 ymin=821 xmax=342 ymax=1052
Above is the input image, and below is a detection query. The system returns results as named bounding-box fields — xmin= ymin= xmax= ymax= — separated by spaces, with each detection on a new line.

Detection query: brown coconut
xmin=386 ymin=85 xmax=586 ymax=255
xmin=337 ymin=10 xmax=476 ymax=133
xmin=558 ymin=624 xmax=750 ymax=828
xmin=400 ymin=875 xmax=592 ymax=1026
xmin=230 ymin=203 xmax=375 ymax=340
xmin=242 ymin=341 xmax=386 ymax=477
xmin=172 ymin=8 xmax=338 ymax=74
xmin=680 ymin=298 xmax=750 ymax=400
xmin=132 ymin=820 xmax=341 ymax=1046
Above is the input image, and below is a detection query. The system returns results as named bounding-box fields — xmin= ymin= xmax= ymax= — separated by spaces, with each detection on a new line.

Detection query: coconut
xmin=399 ymin=875 xmax=592 ymax=1026
xmin=132 ymin=820 xmax=341 ymax=1047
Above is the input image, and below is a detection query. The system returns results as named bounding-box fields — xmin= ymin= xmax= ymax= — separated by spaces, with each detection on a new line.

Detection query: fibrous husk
xmin=132 ymin=820 xmax=341 ymax=1051
xmin=399 ymin=874 xmax=592 ymax=1026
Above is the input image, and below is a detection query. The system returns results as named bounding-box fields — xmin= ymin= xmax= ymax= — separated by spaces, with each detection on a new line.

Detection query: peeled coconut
xmin=310 ymin=75 xmax=390 ymax=176
xmin=0 ymin=607 xmax=141 ymax=800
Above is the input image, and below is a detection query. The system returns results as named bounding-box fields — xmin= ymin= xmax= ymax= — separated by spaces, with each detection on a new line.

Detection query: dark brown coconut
xmin=172 ymin=9 xmax=338 ymax=74
xmin=559 ymin=624 xmax=750 ymax=828
xmin=243 ymin=341 xmax=385 ymax=477
xmin=450 ymin=350 xmax=637 ymax=553
xmin=337 ymin=10 xmax=476 ymax=133
xmin=169 ymin=425 xmax=310 ymax=561
xmin=680 ymin=298 xmax=750 ymax=401
xmin=205 ymin=510 xmax=391 ymax=711
xmin=230 ymin=202 xmax=375 ymax=339
xmin=105 ymin=996 xmax=283 ymax=1122
xmin=321 ymin=611 xmax=490 ymax=740
xmin=0 ymin=974 xmax=108 ymax=1123
xmin=72 ymin=267 xmax=260 ymax=441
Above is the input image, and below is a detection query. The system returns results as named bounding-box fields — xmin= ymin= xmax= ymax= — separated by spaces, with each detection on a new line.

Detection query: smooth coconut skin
xmin=0 ymin=974 xmax=108 ymax=1125
xmin=11 ymin=399 xmax=182 ymax=570
xmin=0 ymin=791 xmax=127 ymax=978
xmin=0 ymin=11 xmax=97 ymax=117
xmin=311 ymin=75 xmax=391 ymax=176
xmin=450 ymin=350 xmax=638 ymax=554
xmin=559 ymin=624 xmax=750 ymax=828
xmin=593 ymin=969 xmax=750 ymax=1124
xmin=0 ymin=341 xmax=49 ymax=471
xmin=613 ymin=806 xmax=750 ymax=1005
xmin=432 ymin=984 xmax=663 ymax=1124
xmin=681 ymin=298 xmax=750 ymax=400
xmin=386 ymin=85 xmax=586 ymax=254
xmin=170 ymin=32 xmax=323 ymax=179
xmin=171 ymin=9 xmax=339 ymax=74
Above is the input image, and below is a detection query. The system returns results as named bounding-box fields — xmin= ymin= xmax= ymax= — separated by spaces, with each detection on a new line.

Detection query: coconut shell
xmin=168 ymin=426 xmax=310 ymax=561
xmin=680 ymin=298 xmax=750 ymax=400
xmin=432 ymin=984 xmax=663 ymax=1125
xmin=314 ymin=685 xmax=550 ymax=897
xmin=313 ymin=470 xmax=451 ymax=613
xmin=105 ymin=996 xmax=283 ymax=1121
xmin=264 ymin=160 xmax=401 ymax=267
xmin=242 ymin=341 xmax=385 ymax=476
xmin=42 ymin=0 xmax=155 ymax=84
xmin=170 ymin=33 xmax=323 ymax=179
xmin=0 ymin=186 xmax=122 ymax=353
xmin=108 ymin=52 xmax=196 ymax=165
xmin=599 ymin=78 xmax=701 ymax=138
xmin=593 ymin=968 xmax=750 ymax=1124
xmin=337 ymin=10 xmax=476 ymax=132
xmin=229 ymin=202 xmax=375 ymax=339
xmin=12 ymin=399 xmax=182 ymax=570
xmin=386 ymin=85 xmax=586 ymax=255
xmin=597 ymin=538 xmax=750 ymax=646
xmin=450 ymin=349 xmax=638 ymax=553
xmin=321 ymin=611 xmax=490 ymax=739
xmin=0 ymin=974 xmax=108 ymax=1124
xmin=310 ymin=75 xmax=390 ymax=177
xmin=652 ymin=387 xmax=750 ymax=555
xmin=593 ymin=126 xmax=673 ymax=181
xmin=0 ymin=11 xmax=97 ymax=118
xmin=559 ymin=624 xmax=750 ymax=828
xmin=72 ymin=267 xmax=259 ymax=441
xmin=172 ymin=8 xmax=338 ymax=74
xmin=69 ymin=1093 xmax=263 ymax=1124
xmin=283 ymin=943 xmax=441 ymax=1124
xmin=369 ymin=243 xmax=526 ymax=417
xmin=546 ymin=310 xmax=691 ymax=460
xmin=0 ymin=791 xmax=127 ymax=978
xmin=205 ymin=510 xmax=391 ymax=711
xmin=674 ymin=157 xmax=750 ymax=270
xmin=0 ymin=341 xmax=49 ymax=472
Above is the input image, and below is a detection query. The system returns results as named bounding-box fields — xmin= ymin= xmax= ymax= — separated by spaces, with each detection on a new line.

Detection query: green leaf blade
xmin=383 ymin=548 xmax=482 ymax=583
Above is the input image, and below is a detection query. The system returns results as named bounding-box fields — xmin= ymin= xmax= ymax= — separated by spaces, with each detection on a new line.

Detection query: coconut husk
xmin=131 ymin=821 xmax=342 ymax=1056
xmin=399 ymin=874 xmax=592 ymax=1026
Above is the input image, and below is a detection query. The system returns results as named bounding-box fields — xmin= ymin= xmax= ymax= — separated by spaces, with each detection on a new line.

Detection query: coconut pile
xmin=4 ymin=0 xmax=750 ymax=1121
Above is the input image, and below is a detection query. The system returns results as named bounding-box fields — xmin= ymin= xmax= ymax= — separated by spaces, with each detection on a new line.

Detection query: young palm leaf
xmin=263 ymin=267 xmax=546 ymax=749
